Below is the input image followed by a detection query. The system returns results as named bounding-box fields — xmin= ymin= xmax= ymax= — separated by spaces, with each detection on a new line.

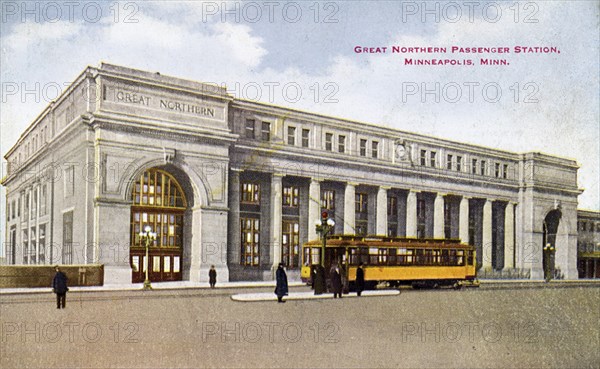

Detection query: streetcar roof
xmin=303 ymin=235 xmax=473 ymax=249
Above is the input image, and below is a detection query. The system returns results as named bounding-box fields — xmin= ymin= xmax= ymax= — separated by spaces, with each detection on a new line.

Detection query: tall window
xmin=321 ymin=189 xmax=335 ymax=209
xmin=472 ymin=159 xmax=478 ymax=174
xmin=11 ymin=200 xmax=15 ymax=219
xmin=287 ymin=126 xmax=296 ymax=145
xmin=261 ymin=122 xmax=271 ymax=141
xmin=241 ymin=218 xmax=260 ymax=266
xmin=301 ymin=129 xmax=310 ymax=147
xmin=388 ymin=196 xmax=398 ymax=216
xmin=503 ymin=164 xmax=508 ymax=179
xmin=24 ymin=192 xmax=30 ymax=219
xmin=420 ymin=150 xmax=427 ymax=166
xmin=30 ymin=227 xmax=36 ymax=264
xmin=31 ymin=187 xmax=37 ymax=220
xmin=245 ymin=119 xmax=255 ymax=139
xmin=40 ymin=185 xmax=47 ymax=216
xmin=130 ymin=168 xmax=187 ymax=283
xmin=22 ymin=229 xmax=28 ymax=264
xmin=282 ymin=221 xmax=300 ymax=268
xmin=372 ymin=141 xmax=379 ymax=158
xmin=62 ymin=211 xmax=73 ymax=264
xmin=446 ymin=154 xmax=453 ymax=170
xmin=325 ymin=133 xmax=333 ymax=151
xmin=338 ymin=135 xmax=346 ymax=153
xmin=360 ymin=139 xmax=367 ymax=156
xmin=241 ymin=183 xmax=260 ymax=204
xmin=283 ymin=186 xmax=299 ymax=207
xmin=430 ymin=151 xmax=437 ymax=167
xmin=494 ymin=163 xmax=500 ymax=177
xmin=17 ymin=197 xmax=21 ymax=217
xmin=355 ymin=193 xmax=368 ymax=214
xmin=480 ymin=160 xmax=486 ymax=175
xmin=39 ymin=224 xmax=46 ymax=264
xmin=456 ymin=156 xmax=462 ymax=171
xmin=444 ymin=201 xmax=452 ymax=239
xmin=417 ymin=198 xmax=426 ymax=239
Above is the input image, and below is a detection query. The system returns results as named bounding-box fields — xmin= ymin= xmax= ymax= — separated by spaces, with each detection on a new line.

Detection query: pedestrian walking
xmin=209 ymin=265 xmax=217 ymax=288
xmin=355 ymin=262 xmax=365 ymax=296
xmin=52 ymin=266 xmax=69 ymax=309
xmin=274 ymin=263 xmax=288 ymax=303
xmin=330 ymin=265 xmax=343 ymax=298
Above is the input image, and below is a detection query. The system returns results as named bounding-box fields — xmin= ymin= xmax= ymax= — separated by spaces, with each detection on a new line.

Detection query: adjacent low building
xmin=2 ymin=63 xmax=585 ymax=285
xmin=577 ymin=210 xmax=600 ymax=278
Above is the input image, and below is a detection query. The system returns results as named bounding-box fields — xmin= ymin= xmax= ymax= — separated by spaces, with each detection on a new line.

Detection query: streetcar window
xmin=389 ymin=248 xmax=397 ymax=265
xmin=378 ymin=248 xmax=388 ymax=265
xmin=456 ymin=250 xmax=464 ymax=266
xmin=441 ymin=249 xmax=449 ymax=266
xmin=304 ymin=247 xmax=310 ymax=265
xmin=311 ymin=247 xmax=321 ymax=265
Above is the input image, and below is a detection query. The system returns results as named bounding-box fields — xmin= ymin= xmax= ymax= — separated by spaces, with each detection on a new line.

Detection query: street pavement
xmin=1 ymin=284 xmax=598 ymax=368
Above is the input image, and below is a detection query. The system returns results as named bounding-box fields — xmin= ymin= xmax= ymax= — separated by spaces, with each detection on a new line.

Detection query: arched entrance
xmin=130 ymin=168 xmax=187 ymax=283
xmin=542 ymin=209 xmax=561 ymax=280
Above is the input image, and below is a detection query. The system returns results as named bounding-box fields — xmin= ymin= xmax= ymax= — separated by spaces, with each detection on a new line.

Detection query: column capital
xmin=272 ymin=173 xmax=285 ymax=178
xmin=436 ymin=192 xmax=447 ymax=198
xmin=408 ymin=189 xmax=421 ymax=194
xmin=379 ymin=186 xmax=391 ymax=191
xmin=310 ymin=178 xmax=322 ymax=184
xmin=461 ymin=195 xmax=471 ymax=200
xmin=346 ymin=182 xmax=359 ymax=187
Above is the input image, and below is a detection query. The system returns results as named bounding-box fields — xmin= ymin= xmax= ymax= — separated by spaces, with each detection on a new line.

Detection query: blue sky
xmin=1 ymin=1 xmax=599 ymax=246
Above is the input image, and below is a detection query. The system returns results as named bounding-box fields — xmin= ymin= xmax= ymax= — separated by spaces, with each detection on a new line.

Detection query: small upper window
xmin=325 ymin=133 xmax=333 ymax=151
xmin=287 ymin=127 xmax=296 ymax=145
xmin=261 ymin=122 xmax=271 ymax=141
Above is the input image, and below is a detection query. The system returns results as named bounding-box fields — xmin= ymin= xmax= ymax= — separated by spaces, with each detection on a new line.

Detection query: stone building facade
xmin=2 ymin=63 xmax=583 ymax=284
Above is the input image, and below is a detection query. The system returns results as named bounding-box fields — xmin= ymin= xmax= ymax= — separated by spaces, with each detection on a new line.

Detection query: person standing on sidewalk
xmin=52 ymin=266 xmax=69 ymax=309
xmin=275 ymin=263 xmax=288 ymax=303
xmin=209 ymin=265 xmax=217 ymax=288
xmin=355 ymin=262 xmax=365 ymax=297
xmin=330 ymin=265 xmax=343 ymax=298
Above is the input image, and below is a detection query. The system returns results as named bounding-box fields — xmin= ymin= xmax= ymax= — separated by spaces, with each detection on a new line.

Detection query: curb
xmin=231 ymin=290 xmax=400 ymax=302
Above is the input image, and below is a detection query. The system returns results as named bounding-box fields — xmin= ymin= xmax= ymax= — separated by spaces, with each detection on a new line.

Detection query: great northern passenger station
xmin=2 ymin=63 xmax=594 ymax=285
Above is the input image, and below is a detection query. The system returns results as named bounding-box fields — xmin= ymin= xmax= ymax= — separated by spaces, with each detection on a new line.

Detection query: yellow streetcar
xmin=301 ymin=235 xmax=479 ymax=289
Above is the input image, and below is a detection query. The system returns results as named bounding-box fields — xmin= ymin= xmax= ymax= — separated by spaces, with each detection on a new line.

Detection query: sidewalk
xmin=1 ymin=279 xmax=598 ymax=295
xmin=0 ymin=280 xmax=306 ymax=295
xmin=231 ymin=289 xmax=400 ymax=302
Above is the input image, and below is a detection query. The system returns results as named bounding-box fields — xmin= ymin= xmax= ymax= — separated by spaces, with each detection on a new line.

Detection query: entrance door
xmin=130 ymin=168 xmax=187 ymax=283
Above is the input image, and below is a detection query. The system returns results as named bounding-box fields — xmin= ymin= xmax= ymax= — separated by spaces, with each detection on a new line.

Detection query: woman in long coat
xmin=313 ymin=265 xmax=326 ymax=295
xmin=275 ymin=263 xmax=288 ymax=303
xmin=330 ymin=265 xmax=343 ymax=298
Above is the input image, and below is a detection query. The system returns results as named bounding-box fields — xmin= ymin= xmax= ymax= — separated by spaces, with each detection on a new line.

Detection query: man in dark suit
xmin=355 ymin=262 xmax=365 ymax=296
xmin=52 ymin=266 xmax=68 ymax=309
xmin=330 ymin=265 xmax=343 ymax=298
xmin=209 ymin=265 xmax=217 ymax=288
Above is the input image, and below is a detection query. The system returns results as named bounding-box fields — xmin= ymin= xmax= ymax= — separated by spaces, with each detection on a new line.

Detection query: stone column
xmin=308 ymin=179 xmax=320 ymax=241
xmin=344 ymin=183 xmax=356 ymax=234
xmin=376 ymin=187 xmax=388 ymax=235
xmin=482 ymin=199 xmax=493 ymax=269
xmin=459 ymin=196 xmax=470 ymax=244
xmin=227 ymin=169 xmax=241 ymax=266
xmin=503 ymin=202 xmax=515 ymax=270
xmin=433 ymin=193 xmax=445 ymax=238
xmin=406 ymin=190 xmax=418 ymax=238
xmin=271 ymin=174 xmax=283 ymax=272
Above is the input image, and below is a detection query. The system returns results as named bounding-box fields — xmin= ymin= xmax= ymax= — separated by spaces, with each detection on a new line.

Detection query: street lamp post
xmin=139 ymin=225 xmax=157 ymax=290
xmin=315 ymin=211 xmax=335 ymax=267
xmin=543 ymin=243 xmax=555 ymax=282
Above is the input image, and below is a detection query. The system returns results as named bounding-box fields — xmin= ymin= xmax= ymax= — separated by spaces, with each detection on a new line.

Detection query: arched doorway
xmin=130 ymin=168 xmax=187 ymax=283
xmin=542 ymin=209 xmax=561 ymax=280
